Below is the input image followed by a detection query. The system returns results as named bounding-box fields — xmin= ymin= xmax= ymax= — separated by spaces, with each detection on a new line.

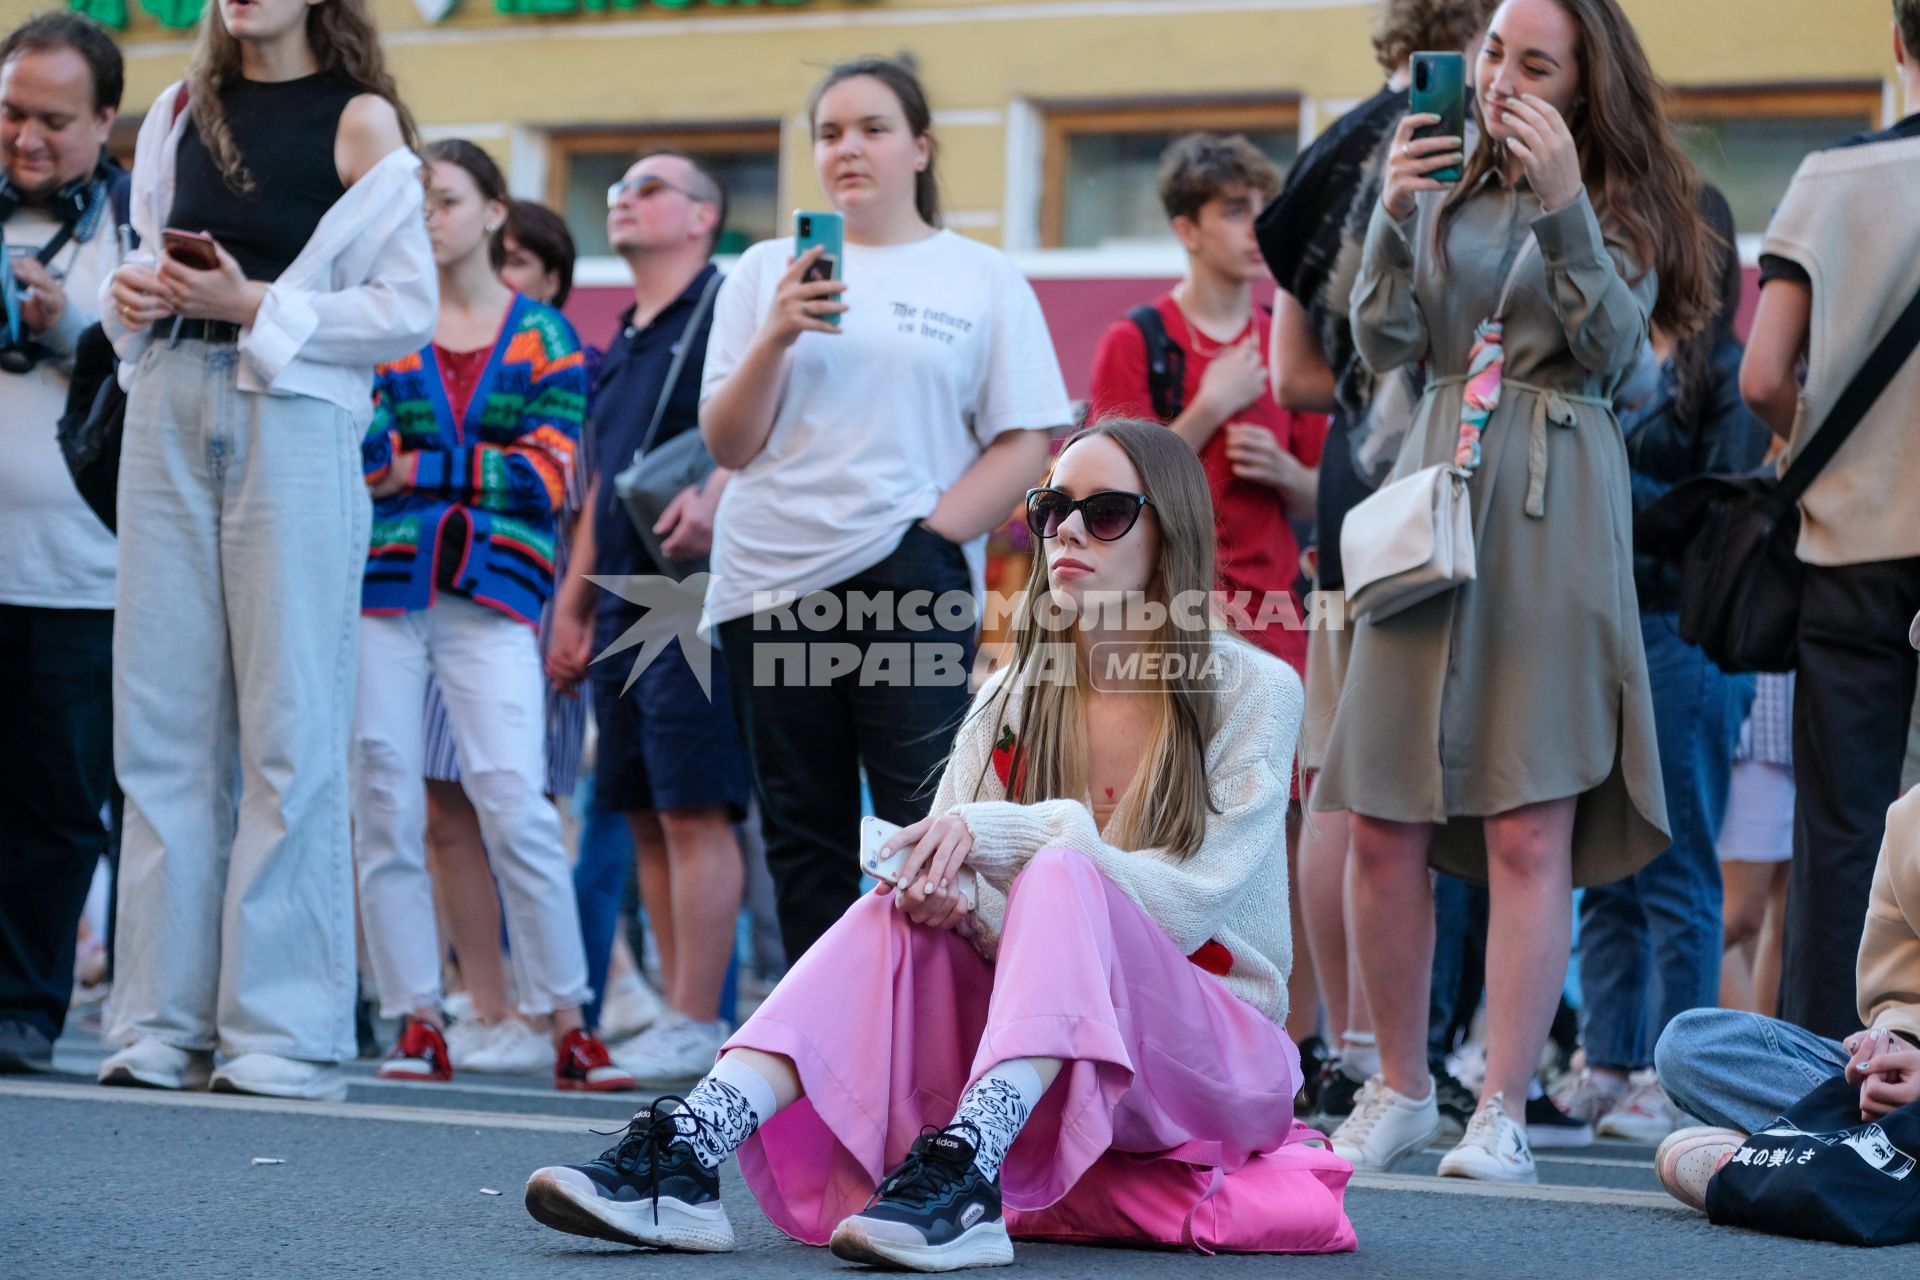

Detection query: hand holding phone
xmin=793 ymin=209 xmax=844 ymax=323
xmin=860 ymin=813 xmax=978 ymax=910
xmin=1409 ymin=52 xmax=1467 ymax=183
xmin=161 ymin=229 xmax=223 ymax=272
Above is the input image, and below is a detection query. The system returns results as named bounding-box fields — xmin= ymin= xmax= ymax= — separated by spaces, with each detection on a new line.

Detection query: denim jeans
xmin=1655 ymin=1006 xmax=1847 ymax=1132
xmin=719 ymin=523 xmax=977 ymax=963
xmin=1576 ymin=612 xmax=1753 ymax=1070
xmin=352 ymin=596 xmax=591 ymax=1019
xmin=0 ymin=605 xmax=113 ymax=1040
xmin=109 ymin=341 xmax=367 ymax=1062
xmin=1429 ymin=872 xmax=1488 ymax=1061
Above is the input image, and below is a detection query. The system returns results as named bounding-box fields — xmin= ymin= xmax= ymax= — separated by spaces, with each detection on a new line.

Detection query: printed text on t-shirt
xmin=892 ymin=301 xmax=974 ymax=346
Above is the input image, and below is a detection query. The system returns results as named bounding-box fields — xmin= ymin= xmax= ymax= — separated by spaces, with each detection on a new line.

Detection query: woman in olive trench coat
xmin=1313 ymin=0 xmax=1705 ymax=1188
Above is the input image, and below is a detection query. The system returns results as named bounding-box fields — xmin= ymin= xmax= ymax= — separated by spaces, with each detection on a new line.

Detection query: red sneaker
xmin=555 ymin=1029 xmax=636 ymax=1093
xmin=377 ymin=1018 xmax=453 ymax=1083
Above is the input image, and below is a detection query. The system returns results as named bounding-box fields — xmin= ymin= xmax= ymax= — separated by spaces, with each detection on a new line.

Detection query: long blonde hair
xmin=972 ymin=419 xmax=1223 ymax=859
xmin=187 ymin=0 xmax=420 ymax=196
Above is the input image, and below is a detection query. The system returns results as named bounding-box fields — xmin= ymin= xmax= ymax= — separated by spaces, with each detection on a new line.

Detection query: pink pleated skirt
xmin=721 ymin=847 xmax=1357 ymax=1255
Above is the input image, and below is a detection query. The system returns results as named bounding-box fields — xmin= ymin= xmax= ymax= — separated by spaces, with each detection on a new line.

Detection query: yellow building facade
xmin=6 ymin=0 xmax=1897 ymax=347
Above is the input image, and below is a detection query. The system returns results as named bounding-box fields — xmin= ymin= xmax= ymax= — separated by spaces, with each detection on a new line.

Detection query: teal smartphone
xmin=1410 ymin=51 xmax=1467 ymax=184
xmin=794 ymin=209 xmax=845 ymax=325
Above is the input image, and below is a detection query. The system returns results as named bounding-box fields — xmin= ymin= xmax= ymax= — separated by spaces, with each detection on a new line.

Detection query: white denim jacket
xmin=100 ymin=80 xmax=437 ymax=428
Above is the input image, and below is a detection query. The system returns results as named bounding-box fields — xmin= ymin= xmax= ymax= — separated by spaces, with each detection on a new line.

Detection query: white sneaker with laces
xmin=1597 ymin=1072 xmax=1682 ymax=1144
xmin=1437 ymin=1093 xmax=1537 ymax=1183
xmin=1328 ymin=1075 xmax=1442 ymax=1172
xmin=98 ymin=1039 xmax=214 ymax=1091
xmin=1550 ymin=1067 xmax=1628 ymax=1125
xmin=460 ymin=1020 xmax=554 ymax=1075
xmin=599 ymin=975 xmax=667 ymax=1043
xmin=613 ymin=1015 xmax=727 ymax=1086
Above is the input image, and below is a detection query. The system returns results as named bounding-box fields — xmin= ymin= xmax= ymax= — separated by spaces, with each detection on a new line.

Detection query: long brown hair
xmin=188 ymin=0 xmax=421 ymax=196
xmin=1437 ymin=0 xmax=1712 ymax=339
xmin=970 ymin=420 xmax=1225 ymax=859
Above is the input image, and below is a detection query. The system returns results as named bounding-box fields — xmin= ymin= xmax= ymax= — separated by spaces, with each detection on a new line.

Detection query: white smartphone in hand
xmin=859 ymin=814 xmax=976 ymax=908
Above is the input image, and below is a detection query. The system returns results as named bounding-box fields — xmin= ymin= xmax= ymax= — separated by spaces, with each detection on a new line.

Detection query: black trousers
xmin=0 ymin=605 xmax=114 ymax=1040
xmin=1783 ymin=556 xmax=1920 ymax=1039
xmin=720 ymin=524 xmax=977 ymax=964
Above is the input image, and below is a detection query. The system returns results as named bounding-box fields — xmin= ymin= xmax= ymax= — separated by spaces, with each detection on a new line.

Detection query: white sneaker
xmin=1437 ymin=1093 xmax=1537 ymax=1183
xmin=613 ymin=1015 xmax=727 ymax=1086
xmin=444 ymin=1019 xmax=495 ymax=1070
xmin=459 ymin=1020 xmax=554 ymax=1075
xmin=1549 ymin=1067 xmax=1628 ymax=1125
xmin=1328 ymin=1076 xmax=1442 ymax=1172
xmin=211 ymin=1053 xmax=348 ymax=1102
xmin=444 ymin=991 xmax=476 ymax=1023
xmin=1655 ymin=1125 xmax=1745 ymax=1212
xmin=1597 ymin=1072 xmax=1683 ymax=1144
xmin=98 ymin=1039 xmax=213 ymax=1091
xmin=599 ymin=975 xmax=667 ymax=1043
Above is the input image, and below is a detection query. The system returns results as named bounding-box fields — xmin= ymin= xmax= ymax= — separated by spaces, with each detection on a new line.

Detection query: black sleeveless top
xmin=168 ymin=73 xmax=365 ymax=282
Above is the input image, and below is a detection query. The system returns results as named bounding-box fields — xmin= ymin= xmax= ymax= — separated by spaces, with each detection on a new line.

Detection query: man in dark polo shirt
xmin=547 ymin=152 xmax=751 ymax=1084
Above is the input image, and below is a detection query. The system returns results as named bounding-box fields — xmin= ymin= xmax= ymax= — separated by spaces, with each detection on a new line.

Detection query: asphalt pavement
xmin=0 ymin=1038 xmax=1885 ymax=1279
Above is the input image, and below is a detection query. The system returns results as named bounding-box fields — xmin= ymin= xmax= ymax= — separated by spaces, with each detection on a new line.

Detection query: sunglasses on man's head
xmin=1025 ymin=488 xmax=1152 ymax=542
xmin=606 ymin=174 xmax=705 ymax=209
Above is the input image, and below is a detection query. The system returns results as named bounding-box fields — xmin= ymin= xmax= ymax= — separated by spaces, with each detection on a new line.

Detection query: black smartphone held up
xmin=1410 ymin=51 xmax=1467 ymax=184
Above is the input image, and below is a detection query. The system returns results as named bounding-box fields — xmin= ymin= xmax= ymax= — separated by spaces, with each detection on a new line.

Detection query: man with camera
xmin=0 ymin=12 xmax=125 ymax=1073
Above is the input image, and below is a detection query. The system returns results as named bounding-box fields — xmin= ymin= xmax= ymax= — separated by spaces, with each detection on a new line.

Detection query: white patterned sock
xmin=951 ymin=1057 xmax=1053 ymax=1182
xmin=669 ymin=1054 xmax=781 ymax=1170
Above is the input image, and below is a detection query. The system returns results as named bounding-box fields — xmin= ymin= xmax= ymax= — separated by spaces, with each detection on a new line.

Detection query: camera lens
xmin=1415 ymin=63 xmax=1429 ymax=90
xmin=799 ymin=217 xmax=811 ymax=236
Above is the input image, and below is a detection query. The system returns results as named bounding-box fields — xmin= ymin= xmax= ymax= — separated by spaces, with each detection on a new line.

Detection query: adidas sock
xmin=1339 ymin=1032 xmax=1380 ymax=1081
xmin=669 ymin=1054 xmax=780 ymax=1170
xmin=951 ymin=1057 xmax=1058 ymax=1183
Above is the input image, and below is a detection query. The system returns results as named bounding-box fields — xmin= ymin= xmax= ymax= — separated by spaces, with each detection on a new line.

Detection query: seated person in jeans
xmin=521 ymin=420 xmax=1356 ymax=1270
xmin=1652 ymin=628 xmax=1920 ymax=1207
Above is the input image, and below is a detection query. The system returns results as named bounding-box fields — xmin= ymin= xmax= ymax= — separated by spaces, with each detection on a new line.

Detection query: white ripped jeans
xmin=351 ymin=594 xmax=590 ymax=1019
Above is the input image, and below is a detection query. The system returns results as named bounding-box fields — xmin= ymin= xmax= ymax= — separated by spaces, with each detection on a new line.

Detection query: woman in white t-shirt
xmin=700 ymin=57 xmax=1071 ymax=966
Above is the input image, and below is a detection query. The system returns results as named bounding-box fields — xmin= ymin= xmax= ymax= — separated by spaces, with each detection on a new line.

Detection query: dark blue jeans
xmin=0 ymin=606 xmax=114 ymax=1041
xmin=1576 ymin=612 xmax=1754 ymax=1071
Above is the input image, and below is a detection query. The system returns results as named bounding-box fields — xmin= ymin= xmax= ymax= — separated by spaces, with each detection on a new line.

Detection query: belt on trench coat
xmin=1428 ymin=375 xmax=1613 ymax=518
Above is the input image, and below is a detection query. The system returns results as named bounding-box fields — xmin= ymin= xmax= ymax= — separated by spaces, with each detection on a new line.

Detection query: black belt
xmin=154 ymin=317 xmax=243 ymax=345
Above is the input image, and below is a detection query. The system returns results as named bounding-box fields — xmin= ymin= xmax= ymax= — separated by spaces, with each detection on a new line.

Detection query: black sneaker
xmin=1295 ymin=1035 xmax=1332 ymax=1113
xmin=829 ymin=1124 xmax=1014 ymax=1272
xmin=1430 ymin=1060 xmax=1477 ymax=1144
xmin=1524 ymin=1092 xmax=1596 ymax=1148
xmin=523 ymin=1097 xmax=735 ymax=1252
xmin=1310 ymin=1061 xmax=1365 ymax=1131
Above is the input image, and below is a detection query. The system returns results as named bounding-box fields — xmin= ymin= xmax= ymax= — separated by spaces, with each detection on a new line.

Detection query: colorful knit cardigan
xmin=361 ymin=294 xmax=587 ymax=626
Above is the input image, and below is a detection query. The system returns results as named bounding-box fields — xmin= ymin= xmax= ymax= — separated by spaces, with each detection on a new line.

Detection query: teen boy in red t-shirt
xmin=1087 ymin=133 xmax=1328 ymax=675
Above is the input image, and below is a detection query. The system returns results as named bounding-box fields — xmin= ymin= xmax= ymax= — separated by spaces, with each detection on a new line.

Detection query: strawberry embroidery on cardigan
xmin=1187 ymin=940 xmax=1234 ymax=976
xmin=990 ymin=724 xmax=1028 ymax=794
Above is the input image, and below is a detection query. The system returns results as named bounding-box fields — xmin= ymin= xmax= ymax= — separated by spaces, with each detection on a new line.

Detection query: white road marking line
xmin=6 ymin=1078 xmax=1680 ymax=1210
xmin=1352 ymin=1172 xmax=1682 ymax=1210
xmin=0 ymin=1079 xmax=613 ymax=1135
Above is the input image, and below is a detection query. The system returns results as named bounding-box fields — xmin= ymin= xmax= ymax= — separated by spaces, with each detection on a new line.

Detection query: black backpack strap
xmin=1128 ymin=303 xmax=1186 ymax=422
xmin=1774 ymin=277 xmax=1920 ymax=510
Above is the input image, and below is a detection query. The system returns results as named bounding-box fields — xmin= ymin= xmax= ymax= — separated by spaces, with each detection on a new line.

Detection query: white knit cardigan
xmin=931 ymin=632 xmax=1303 ymax=1025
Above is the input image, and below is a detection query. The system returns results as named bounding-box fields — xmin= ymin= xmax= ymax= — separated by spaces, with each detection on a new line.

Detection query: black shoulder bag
xmin=1636 ymin=278 xmax=1920 ymax=673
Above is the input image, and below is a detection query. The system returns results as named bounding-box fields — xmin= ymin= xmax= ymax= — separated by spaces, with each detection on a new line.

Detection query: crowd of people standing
xmin=7 ymin=0 xmax=1920 ymax=1265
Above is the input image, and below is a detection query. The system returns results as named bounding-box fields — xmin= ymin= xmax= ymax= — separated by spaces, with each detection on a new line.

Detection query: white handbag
xmin=1341 ymin=462 xmax=1475 ymax=621
xmin=1339 ymin=238 xmax=1538 ymax=623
